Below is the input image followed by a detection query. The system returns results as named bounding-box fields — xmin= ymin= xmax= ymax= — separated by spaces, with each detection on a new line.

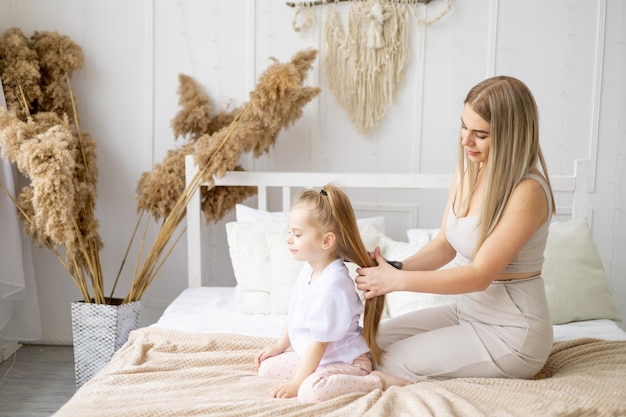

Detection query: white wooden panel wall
xmin=0 ymin=0 xmax=624 ymax=342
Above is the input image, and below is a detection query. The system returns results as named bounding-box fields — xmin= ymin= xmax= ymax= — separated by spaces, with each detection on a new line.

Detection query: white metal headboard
xmin=185 ymin=155 xmax=590 ymax=288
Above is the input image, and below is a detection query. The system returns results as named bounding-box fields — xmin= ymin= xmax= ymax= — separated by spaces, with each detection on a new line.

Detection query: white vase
xmin=70 ymin=299 xmax=141 ymax=389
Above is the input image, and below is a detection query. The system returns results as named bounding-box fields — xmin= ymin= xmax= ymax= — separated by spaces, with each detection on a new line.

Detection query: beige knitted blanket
xmin=55 ymin=327 xmax=626 ymax=417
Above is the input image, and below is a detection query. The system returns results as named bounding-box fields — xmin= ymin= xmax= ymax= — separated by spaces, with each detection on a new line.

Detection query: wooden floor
xmin=0 ymin=344 xmax=76 ymax=417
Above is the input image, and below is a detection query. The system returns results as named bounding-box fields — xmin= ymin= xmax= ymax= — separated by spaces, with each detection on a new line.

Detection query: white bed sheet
xmin=154 ymin=287 xmax=626 ymax=342
xmin=155 ymin=287 xmax=286 ymax=338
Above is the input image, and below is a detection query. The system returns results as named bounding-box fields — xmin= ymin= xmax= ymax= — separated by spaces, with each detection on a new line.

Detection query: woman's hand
xmin=355 ymin=246 xmax=398 ymax=299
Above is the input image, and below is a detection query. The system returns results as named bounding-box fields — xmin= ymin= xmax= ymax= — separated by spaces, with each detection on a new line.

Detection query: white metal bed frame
xmin=185 ymin=155 xmax=590 ymax=288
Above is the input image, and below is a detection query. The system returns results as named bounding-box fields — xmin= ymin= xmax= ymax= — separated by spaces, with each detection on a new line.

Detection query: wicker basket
xmin=71 ymin=299 xmax=141 ymax=388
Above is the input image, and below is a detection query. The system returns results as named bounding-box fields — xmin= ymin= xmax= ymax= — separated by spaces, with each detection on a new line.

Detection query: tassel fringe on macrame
xmin=293 ymin=0 xmax=451 ymax=135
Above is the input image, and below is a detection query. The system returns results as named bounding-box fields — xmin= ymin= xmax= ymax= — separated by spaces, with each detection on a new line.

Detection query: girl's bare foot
xmin=371 ymin=370 xmax=410 ymax=390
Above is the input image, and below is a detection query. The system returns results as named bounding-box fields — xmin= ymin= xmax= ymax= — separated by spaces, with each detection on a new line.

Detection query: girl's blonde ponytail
xmin=323 ymin=185 xmax=386 ymax=366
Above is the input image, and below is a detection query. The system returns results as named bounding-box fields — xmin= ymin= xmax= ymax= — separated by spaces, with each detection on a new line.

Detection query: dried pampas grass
xmin=0 ymin=28 xmax=104 ymax=303
xmin=30 ymin=30 xmax=85 ymax=117
xmin=137 ymin=49 xmax=320 ymax=224
xmin=13 ymin=118 xmax=77 ymax=249
xmin=171 ymin=74 xmax=212 ymax=141
xmin=136 ymin=144 xmax=194 ymax=222
xmin=128 ymin=48 xmax=319 ymax=301
xmin=137 ymin=75 xmax=241 ymax=221
xmin=206 ymin=110 xmax=237 ymax=137
xmin=194 ymin=48 xmax=320 ymax=186
xmin=0 ymin=28 xmax=42 ymax=118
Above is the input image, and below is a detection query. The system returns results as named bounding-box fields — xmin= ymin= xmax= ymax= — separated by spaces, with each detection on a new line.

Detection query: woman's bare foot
xmin=371 ymin=370 xmax=410 ymax=390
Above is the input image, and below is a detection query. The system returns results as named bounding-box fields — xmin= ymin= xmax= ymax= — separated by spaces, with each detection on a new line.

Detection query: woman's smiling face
xmin=461 ymin=103 xmax=491 ymax=165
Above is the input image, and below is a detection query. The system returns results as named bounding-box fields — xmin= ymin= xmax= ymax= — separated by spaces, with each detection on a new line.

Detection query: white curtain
xmin=0 ymin=77 xmax=41 ymax=354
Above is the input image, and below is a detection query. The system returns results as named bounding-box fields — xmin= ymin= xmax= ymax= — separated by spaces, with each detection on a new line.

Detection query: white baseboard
xmin=33 ymin=336 xmax=73 ymax=346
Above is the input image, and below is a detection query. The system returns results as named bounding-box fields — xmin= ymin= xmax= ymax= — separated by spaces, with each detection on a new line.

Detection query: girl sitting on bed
xmin=254 ymin=184 xmax=385 ymax=402
xmin=356 ymin=76 xmax=556 ymax=388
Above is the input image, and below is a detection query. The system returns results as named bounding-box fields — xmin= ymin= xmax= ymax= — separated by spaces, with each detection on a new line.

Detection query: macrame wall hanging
xmin=290 ymin=0 xmax=451 ymax=135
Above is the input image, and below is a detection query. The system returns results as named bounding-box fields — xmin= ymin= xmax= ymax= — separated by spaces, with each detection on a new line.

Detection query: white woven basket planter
xmin=71 ymin=299 xmax=141 ymax=389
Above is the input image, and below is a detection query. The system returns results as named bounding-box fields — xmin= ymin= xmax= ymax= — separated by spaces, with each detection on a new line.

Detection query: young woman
xmin=355 ymin=76 xmax=556 ymax=388
xmin=254 ymin=185 xmax=385 ymax=402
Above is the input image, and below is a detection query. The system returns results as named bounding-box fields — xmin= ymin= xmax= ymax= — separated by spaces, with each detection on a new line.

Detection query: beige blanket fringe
xmin=55 ymin=326 xmax=626 ymax=417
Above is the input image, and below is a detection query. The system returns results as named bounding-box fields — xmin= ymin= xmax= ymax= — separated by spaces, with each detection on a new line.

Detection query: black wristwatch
xmin=386 ymin=260 xmax=403 ymax=270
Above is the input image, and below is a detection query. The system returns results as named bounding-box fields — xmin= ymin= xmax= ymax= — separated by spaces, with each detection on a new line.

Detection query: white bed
xmin=157 ymin=286 xmax=626 ymax=342
xmin=169 ymin=155 xmax=625 ymax=343
xmin=55 ymin=157 xmax=626 ymax=417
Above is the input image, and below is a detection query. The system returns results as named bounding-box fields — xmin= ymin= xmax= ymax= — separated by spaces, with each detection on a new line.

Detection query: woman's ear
xmin=321 ymin=231 xmax=336 ymax=250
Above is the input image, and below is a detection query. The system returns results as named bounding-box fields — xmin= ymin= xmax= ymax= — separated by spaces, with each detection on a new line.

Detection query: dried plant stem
xmin=64 ymin=72 xmax=104 ymax=302
xmin=72 ymin=219 xmax=105 ymax=303
xmin=68 ymin=264 xmax=91 ymax=302
xmin=90 ymin=234 xmax=104 ymax=300
xmin=65 ymin=73 xmax=89 ymax=172
xmin=71 ymin=257 xmax=90 ymax=302
xmin=130 ymin=225 xmax=187 ymax=301
xmin=0 ymin=181 xmax=92 ymax=301
xmin=17 ymin=84 xmax=29 ymax=115
xmin=123 ymin=103 xmax=252 ymax=302
xmin=128 ymin=211 xmax=152 ymax=301
xmin=109 ymin=210 xmax=144 ymax=300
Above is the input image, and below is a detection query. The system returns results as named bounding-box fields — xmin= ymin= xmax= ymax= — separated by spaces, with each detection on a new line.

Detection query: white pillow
xmin=235 ymin=204 xmax=288 ymax=222
xmin=543 ymin=219 xmax=622 ymax=324
xmin=225 ymin=219 xmax=287 ymax=314
xmin=379 ymin=234 xmax=457 ymax=318
xmin=357 ymin=216 xmax=385 ymax=235
xmin=379 ymin=235 xmax=424 ymax=262
xmin=358 ymin=223 xmax=385 ymax=251
xmin=406 ymin=228 xmax=437 ymax=246
xmin=267 ymin=233 xmax=302 ymax=315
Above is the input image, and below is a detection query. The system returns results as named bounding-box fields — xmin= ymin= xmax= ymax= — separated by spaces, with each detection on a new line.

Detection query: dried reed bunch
xmin=0 ymin=28 xmax=105 ymax=303
xmin=126 ymin=48 xmax=320 ymax=302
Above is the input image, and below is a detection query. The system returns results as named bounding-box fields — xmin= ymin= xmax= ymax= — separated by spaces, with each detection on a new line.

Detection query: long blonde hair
xmin=456 ymin=76 xmax=556 ymax=254
xmin=293 ymin=184 xmax=385 ymax=365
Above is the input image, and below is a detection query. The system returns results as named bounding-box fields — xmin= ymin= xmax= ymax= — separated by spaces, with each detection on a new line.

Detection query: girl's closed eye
xmin=288 ymin=230 xmax=302 ymax=239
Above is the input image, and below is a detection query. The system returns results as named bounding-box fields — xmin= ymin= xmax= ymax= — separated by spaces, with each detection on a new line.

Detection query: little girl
xmin=254 ymin=184 xmax=385 ymax=402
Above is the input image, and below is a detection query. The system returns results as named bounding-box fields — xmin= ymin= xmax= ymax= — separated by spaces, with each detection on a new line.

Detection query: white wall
xmin=1 ymin=0 xmax=624 ymax=343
